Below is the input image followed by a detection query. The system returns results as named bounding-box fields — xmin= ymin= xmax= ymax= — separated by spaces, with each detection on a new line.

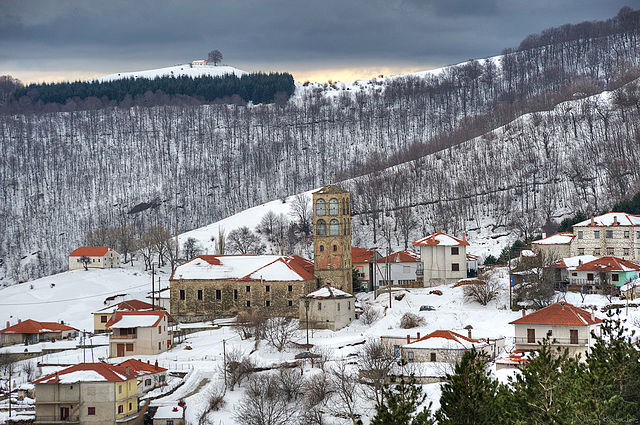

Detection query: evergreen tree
xmin=371 ymin=371 xmax=434 ymax=425
xmin=436 ymin=350 xmax=502 ymax=425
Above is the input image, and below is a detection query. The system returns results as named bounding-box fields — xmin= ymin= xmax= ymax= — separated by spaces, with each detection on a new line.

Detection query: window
xmin=451 ymin=263 xmax=460 ymax=271
xmin=288 ymin=285 xmax=293 ymax=292
xmin=407 ymin=351 xmax=414 ymax=360
xmin=318 ymin=302 xmax=322 ymax=310
xmin=101 ymin=315 xmax=108 ymax=323
xmin=594 ymin=248 xmax=601 ymax=255
xmin=158 ymin=342 xmax=162 ymax=350
xmin=594 ymin=231 xmax=600 ymax=239
xmin=329 ymin=219 xmax=339 ymax=235
xmin=333 ymin=244 xmax=337 ymax=251
xmin=119 ymin=385 xmax=123 ymax=394
xmin=246 ymin=286 xmax=251 ymax=292
xmin=246 ymin=300 xmax=251 ymax=307
xmin=527 ymin=329 xmax=535 ymax=343
xmin=337 ymin=302 xmax=341 ymax=311
xmin=342 ymin=199 xmax=346 ymax=215
xmin=216 ymin=289 xmax=221 ymax=300
xmin=572 ymin=272 xmax=577 ymax=276
xmin=587 ymin=273 xmax=594 ymax=281
xmin=197 ymin=289 xmax=203 ymax=300
xmin=88 ymin=407 xmax=96 ymax=416
xmin=347 ymin=302 xmax=351 ymax=310
xmin=234 ymin=289 xmax=238 ymax=300
xmin=403 ymin=265 xmax=410 ymax=273
xmin=118 ymin=405 xmax=123 ymax=414
xmin=451 ymin=247 xmax=459 ymax=255
xmin=624 ymin=231 xmax=630 ymax=239
xmin=624 ymin=248 xmax=630 ymax=256
xmin=129 ymin=402 xmax=132 ymax=411
xmin=158 ymin=326 xmax=162 ymax=334
xmin=288 ymin=300 xmax=292 ymax=307
xmin=167 ymin=421 xmax=174 ymax=425
xmin=319 ymin=245 xmax=324 ymax=252
xmin=265 ymin=285 xmax=270 ymax=292
xmin=578 ymin=231 xmax=583 ymax=239
xmin=126 ymin=343 xmax=133 ymax=351
xmin=265 ymin=300 xmax=271 ymax=307
xmin=343 ymin=218 xmax=347 ymax=235
xmin=430 ymin=353 xmax=436 ymax=362
xmin=144 ymin=379 xmax=151 ymax=386
xmin=316 ymin=219 xmax=327 ymax=236
xmin=179 ymin=290 xmax=185 ymax=300
xmin=578 ymin=248 xmax=585 ymax=255
xmin=316 ymin=199 xmax=326 ymax=216
xmin=637 ymin=231 xmax=640 ymax=239
xmin=612 ymin=274 xmax=619 ymax=282
xmin=607 ymin=247 xmax=615 ymax=255
xmin=329 ymin=198 xmax=339 ymax=215
xmin=606 ymin=230 xmax=613 ymax=239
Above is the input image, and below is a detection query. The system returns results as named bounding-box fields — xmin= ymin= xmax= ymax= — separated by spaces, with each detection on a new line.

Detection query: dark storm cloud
xmin=0 ymin=0 xmax=633 ymax=78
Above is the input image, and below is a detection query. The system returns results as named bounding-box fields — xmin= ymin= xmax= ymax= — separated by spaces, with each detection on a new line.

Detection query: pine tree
xmin=371 ymin=371 xmax=434 ymax=425
xmin=436 ymin=349 xmax=502 ymax=425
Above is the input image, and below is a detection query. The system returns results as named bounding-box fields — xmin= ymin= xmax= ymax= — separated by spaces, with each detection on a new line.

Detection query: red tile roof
xmin=0 ymin=319 xmax=77 ymax=334
xmin=352 ymin=247 xmax=377 ymax=264
xmin=574 ymin=256 xmax=640 ymax=272
xmin=412 ymin=232 xmax=469 ymax=247
xmin=375 ymin=250 xmax=419 ymax=263
xmin=69 ymin=247 xmax=115 ymax=257
xmin=105 ymin=310 xmax=172 ymax=328
xmin=509 ymin=302 xmax=602 ymax=326
xmin=117 ymin=358 xmax=167 ymax=375
xmin=95 ymin=299 xmax=158 ymax=313
xmin=34 ymin=363 xmax=133 ymax=383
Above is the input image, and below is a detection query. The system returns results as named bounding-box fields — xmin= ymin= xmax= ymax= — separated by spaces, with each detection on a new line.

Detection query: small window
xmin=118 ymin=405 xmax=123 ymax=414
xmin=594 ymin=231 xmax=600 ymax=239
xmin=145 ymin=379 xmax=151 ymax=386
xmin=288 ymin=300 xmax=293 ymax=307
xmin=572 ymin=272 xmax=577 ymax=276
xmin=594 ymin=248 xmax=601 ymax=255
xmin=451 ymin=263 xmax=460 ymax=271
xmin=612 ymin=274 xmax=619 ymax=282
xmin=347 ymin=301 xmax=351 ymax=310
xmin=179 ymin=290 xmax=185 ymax=300
xmin=216 ymin=289 xmax=221 ymax=300
xmin=451 ymin=247 xmax=459 ymax=255
xmin=119 ymin=385 xmax=123 ymax=394
xmin=265 ymin=285 xmax=270 ymax=292
xmin=158 ymin=342 xmax=162 ymax=350
xmin=126 ymin=343 xmax=133 ymax=351
xmin=101 ymin=315 xmax=108 ymax=323
xmin=266 ymin=300 xmax=271 ymax=307
xmin=288 ymin=285 xmax=293 ymax=292
xmin=319 ymin=245 xmax=324 ymax=252
xmin=333 ymin=245 xmax=337 ymax=251
xmin=587 ymin=273 xmax=594 ymax=281
xmin=129 ymin=402 xmax=132 ymax=410
xmin=197 ymin=289 xmax=203 ymax=300
xmin=624 ymin=248 xmax=630 ymax=256
xmin=606 ymin=230 xmax=613 ymax=239
xmin=318 ymin=302 xmax=322 ymax=310
xmin=88 ymin=407 xmax=96 ymax=415
xmin=246 ymin=285 xmax=251 ymax=292
xmin=430 ymin=352 xmax=436 ymax=362
xmin=407 ymin=351 xmax=414 ymax=360
xmin=158 ymin=326 xmax=162 ymax=334
xmin=607 ymin=247 xmax=615 ymax=255
xmin=234 ymin=289 xmax=238 ymax=300
xmin=578 ymin=231 xmax=583 ymax=239
xmin=624 ymin=231 xmax=630 ymax=239
xmin=637 ymin=231 xmax=640 ymax=239
xmin=578 ymin=248 xmax=585 ymax=255
xmin=337 ymin=302 xmax=341 ymax=311
xmin=246 ymin=300 xmax=251 ymax=307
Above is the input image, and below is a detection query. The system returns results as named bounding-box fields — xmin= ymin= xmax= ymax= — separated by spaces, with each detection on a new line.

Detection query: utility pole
xmin=222 ymin=339 xmax=227 ymax=389
xmin=387 ymin=246 xmax=392 ymax=309
xmin=151 ymin=263 xmax=155 ymax=310
xmin=508 ymin=250 xmax=512 ymax=310
xmin=304 ymin=299 xmax=310 ymax=346
xmin=8 ymin=364 xmax=11 ymax=418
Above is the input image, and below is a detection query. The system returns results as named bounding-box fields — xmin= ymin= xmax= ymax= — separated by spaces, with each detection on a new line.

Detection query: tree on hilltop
xmin=208 ymin=50 xmax=223 ymax=66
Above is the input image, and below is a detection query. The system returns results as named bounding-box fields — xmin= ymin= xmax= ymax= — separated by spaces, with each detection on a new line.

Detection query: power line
xmin=0 ymin=283 xmax=152 ymax=306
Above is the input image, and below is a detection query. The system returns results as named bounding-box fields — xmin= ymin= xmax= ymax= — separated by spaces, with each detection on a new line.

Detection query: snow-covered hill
xmin=94 ymin=64 xmax=247 ymax=82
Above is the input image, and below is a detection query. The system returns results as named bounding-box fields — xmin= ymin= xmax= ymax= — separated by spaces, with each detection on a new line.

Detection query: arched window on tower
xmin=343 ymin=218 xmax=347 ymax=235
xmin=317 ymin=219 xmax=327 ymax=236
xmin=329 ymin=219 xmax=339 ymax=235
xmin=316 ymin=199 xmax=326 ymax=216
xmin=342 ymin=199 xmax=346 ymax=215
xmin=329 ymin=198 xmax=339 ymax=215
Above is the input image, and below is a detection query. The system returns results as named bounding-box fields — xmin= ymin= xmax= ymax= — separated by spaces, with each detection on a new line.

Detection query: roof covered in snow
xmin=574 ymin=256 xmax=640 ymax=273
xmin=154 ymin=406 xmax=184 ymax=419
xmin=34 ymin=362 xmax=133 ymax=383
xmin=304 ymin=284 xmax=353 ymax=299
xmin=0 ymin=319 xmax=77 ymax=334
xmin=531 ymin=232 xmax=575 ymax=245
xmin=510 ymin=302 xmax=601 ymax=326
xmin=573 ymin=212 xmax=640 ymax=227
xmin=117 ymin=359 xmax=167 ymax=376
xmin=94 ymin=299 xmax=158 ymax=314
xmin=403 ymin=330 xmax=487 ymax=350
xmin=412 ymin=232 xmax=469 ymax=247
xmin=106 ymin=310 xmax=169 ymax=328
xmin=375 ymin=250 xmax=419 ymax=263
xmin=552 ymin=255 xmax=599 ymax=270
xmin=69 ymin=247 xmax=116 ymax=257
xmin=314 ymin=184 xmax=348 ymax=194
xmin=170 ymin=255 xmax=315 ymax=281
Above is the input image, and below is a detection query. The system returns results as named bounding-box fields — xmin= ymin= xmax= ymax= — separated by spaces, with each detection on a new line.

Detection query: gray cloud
xmin=0 ymin=0 xmax=632 ymax=80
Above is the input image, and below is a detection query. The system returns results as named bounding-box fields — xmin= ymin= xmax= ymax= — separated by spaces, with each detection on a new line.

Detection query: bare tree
xmin=223 ymin=348 xmax=255 ymax=391
xmin=234 ymin=311 xmax=266 ymax=341
xmin=399 ymin=312 xmax=425 ymax=329
xmin=208 ymin=50 xmax=223 ymax=66
xmin=182 ymin=237 xmax=202 ymax=260
xmin=289 ymin=194 xmax=312 ymax=237
xmin=80 ymin=255 xmax=90 ymax=271
xmin=303 ymin=372 xmax=334 ymax=409
xmin=277 ymin=368 xmax=304 ymax=402
xmin=227 ymin=226 xmax=265 ymax=255
xmin=264 ymin=317 xmax=298 ymax=352
xmin=331 ymin=362 xmax=361 ymax=425
xmin=464 ymin=280 xmax=498 ymax=306
xmin=358 ymin=340 xmax=396 ymax=407
xmin=216 ymin=227 xmax=226 ymax=255
xmin=234 ymin=374 xmax=293 ymax=425
xmin=360 ymin=304 xmax=381 ymax=325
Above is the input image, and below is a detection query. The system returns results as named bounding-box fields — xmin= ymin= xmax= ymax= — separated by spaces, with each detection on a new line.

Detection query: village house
xmin=148 ymin=287 xmax=172 ymax=313
xmin=567 ymin=256 xmax=640 ymax=293
xmin=93 ymin=299 xmax=160 ymax=333
xmin=117 ymin=358 xmax=168 ymax=394
xmin=68 ymin=246 xmax=120 ymax=270
xmin=153 ymin=406 xmax=185 ymax=425
xmin=530 ymin=232 xmax=575 ymax=259
xmin=373 ymin=250 xmax=420 ymax=287
xmin=0 ymin=320 xmax=78 ymax=347
xmin=170 ymin=255 xmax=317 ymax=322
xmin=570 ymin=212 xmax=640 ymax=260
xmin=299 ymin=284 xmax=356 ymax=331
xmin=401 ymin=330 xmax=503 ymax=363
xmin=510 ymin=302 xmax=602 ymax=357
xmin=107 ymin=310 xmax=172 ymax=358
xmin=34 ymin=362 xmax=139 ymax=424
xmin=351 ymin=247 xmax=381 ymax=291
xmin=412 ymin=232 xmax=470 ymax=286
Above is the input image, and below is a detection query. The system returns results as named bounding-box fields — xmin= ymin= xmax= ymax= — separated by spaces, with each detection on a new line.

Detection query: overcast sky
xmin=0 ymin=0 xmax=634 ymax=84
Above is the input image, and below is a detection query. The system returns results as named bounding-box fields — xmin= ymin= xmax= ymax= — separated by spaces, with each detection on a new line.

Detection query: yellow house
xmin=34 ymin=362 xmax=139 ymax=424
xmin=92 ymin=299 xmax=158 ymax=333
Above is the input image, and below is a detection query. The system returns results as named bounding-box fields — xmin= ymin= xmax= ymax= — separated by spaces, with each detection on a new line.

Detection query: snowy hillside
xmin=94 ymin=64 xmax=247 ymax=82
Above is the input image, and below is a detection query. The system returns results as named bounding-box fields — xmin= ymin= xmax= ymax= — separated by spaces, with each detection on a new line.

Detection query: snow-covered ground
xmin=94 ymin=64 xmax=247 ymax=82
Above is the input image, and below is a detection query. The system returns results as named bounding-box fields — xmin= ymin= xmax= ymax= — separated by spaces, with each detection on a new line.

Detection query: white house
xmin=299 ymin=285 xmax=356 ymax=331
xmin=510 ymin=302 xmax=602 ymax=357
xmin=568 ymin=256 xmax=640 ymax=293
xmin=373 ymin=250 xmax=420 ymax=286
xmin=69 ymin=247 xmax=120 ymax=270
xmin=412 ymin=233 xmax=469 ymax=286
xmin=530 ymin=232 xmax=575 ymax=259
xmin=107 ymin=311 xmax=172 ymax=358
xmin=401 ymin=330 xmax=503 ymax=363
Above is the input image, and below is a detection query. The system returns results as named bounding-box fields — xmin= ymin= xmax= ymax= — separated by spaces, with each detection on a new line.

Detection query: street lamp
xmin=304 ymin=298 xmax=311 ymax=346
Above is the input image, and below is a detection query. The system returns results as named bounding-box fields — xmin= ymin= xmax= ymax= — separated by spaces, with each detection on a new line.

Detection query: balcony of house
xmin=514 ymin=336 xmax=589 ymax=347
xmin=36 ymin=399 xmax=80 ymax=405
xmin=110 ymin=328 xmax=137 ymax=340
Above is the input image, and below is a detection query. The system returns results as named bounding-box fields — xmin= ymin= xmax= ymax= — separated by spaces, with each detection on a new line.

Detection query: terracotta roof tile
xmin=69 ymin=247 xmax=115 ymax=257
xmin=352 ymin=247 xmax=377 ymax=264
xmin=574 ymin=256 xmax=640 ymax=272
xmin=509 ymin=302 xmax=601 ymax=326
xmin=375 ymin=250 xmax=419 ymax=263
xmin=412 ymin=232 xmax=469 ymax=247
xmin=0 ymin=319 xmax=77 ymax=334
xmin=105 ymin=310 xmax=172 ymax=328
xmin=34 ymin=363 xmax=133 ymax=383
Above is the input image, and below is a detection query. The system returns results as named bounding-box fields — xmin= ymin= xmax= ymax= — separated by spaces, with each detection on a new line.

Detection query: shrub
xmin=399 ymin=313 xmax=425 ymax=329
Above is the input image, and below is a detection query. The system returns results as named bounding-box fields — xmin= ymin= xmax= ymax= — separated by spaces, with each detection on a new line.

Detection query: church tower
xmin=312 ymin=185 xmax=353 ymax=292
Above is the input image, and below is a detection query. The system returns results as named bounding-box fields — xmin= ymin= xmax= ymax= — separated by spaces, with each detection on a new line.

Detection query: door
xmin=117 ymin=343 xmax=125 ymax=357
xmin=527 ymin=329 xmax=535 ymax=343
xmin=60 ymin=407 xmax=70 ymax=420
xmin=570 ymin=329 xmax=578 ymax=345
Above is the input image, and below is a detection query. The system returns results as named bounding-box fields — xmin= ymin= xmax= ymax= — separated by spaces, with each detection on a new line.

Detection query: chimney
xmin=462 ymin=232 xmax=467 ymax=242
xmin=590 ymin=216 xmax=594 ymax=225
xmin=521 ymin=309 xmax=526 ymax=318
xmin=407 ymin=335 xmax=410 ymax=344
xmin=18 ymin=319 xmax=21 ymax=323
xmin=578 ymin=260 xmax=583 ymax=265
xmin=542 ymin=232 xmax=547 ymax=239
xmin=5 ymin=321 xmax=9 ymax=328
xmin=591 ymin=310 xmax=595 ymax=322
xmin=613 ymin=215 xmax=618 ymax=225
xmin=155 ymin=360 xmax=159 ymax=370
xmin=416 ymin=332 xmax=420 ymax=340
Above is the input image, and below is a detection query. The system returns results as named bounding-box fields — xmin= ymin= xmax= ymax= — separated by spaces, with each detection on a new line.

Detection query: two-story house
xmin=412 ymin=233 xmax=469 ymax=286
xmin=68 ymin=247 xmax=120 ymax=270
xmin=34 ymin=362 xmax=139 ymax=424
xmin=299 ymin=284 xmax=356 ymax=331
xmin=569 ymin=256 xmax=640 ymax=293
xmin=351 ymin=247 xmax=381 ymax=291
xmin=92 ymin=299 xmax=159 ymax=333
xmin=107 ymin=311 xmax=172 ymax=358
xmin=510 ymin=302 xmax=602 ymax=357
xmin=117 ymin=359 xmax=168 ymax=394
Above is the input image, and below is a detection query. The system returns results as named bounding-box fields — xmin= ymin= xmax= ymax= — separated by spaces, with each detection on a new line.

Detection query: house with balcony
xmin=568 ymin=256 xmax=640 ymax=293
xmin=107 ymin=311 xmax=172 ymax=358
xmin=117 ymin=358 xmax=168 ymax=394
xmin=93 ymin=299 xmax=160 ymax=333
xmin=373 ymin=250 xmax=420 ymax=287
xmin=510 ymin=302 xmax=602 ymax=357
xmin=412 ymin=232 xmax=469 ymax=286
xmin=34 ymin=362 xmax=139 ymax=424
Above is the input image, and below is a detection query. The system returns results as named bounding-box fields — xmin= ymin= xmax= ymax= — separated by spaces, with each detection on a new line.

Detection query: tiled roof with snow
xmin=0 ymin=319 xmax=77 ymax=334
xmin=531 ymin=232 xmax=575 ymax=245
xmin=403 ymin=330 xmax=486 ymax=350
xmin=314 ymin=184 xmax=348 ymax=194
xmin=94 ymin=299 xmax=157 ymax=314
xmin=106 ymin=311 xmax=169 ymax=328
xmin=552 ymin=255 xmax=598 ymax=270
xmin=304 ymin=284 xmax=353 ymax=299
xmin=412 ymin=232 xmax=469 ymax=247
xmin=170 ymin=255 xmax=315 ymax=281
xmin=574 ymin=256 xmax=640 ymax=273
xmin=573 ymin=212 xmax=640 ymax=227
xmin=69 ymin=246 xmax=115 ymax=257
xmin=510 ymin=302 xmax=601 ymax=326
xmin=375 ymin=250 xmax=419 ymax=263
xmin=34 ymin=363 xmax=132 ymax=383
xmin=352 ymin=247 xmax=377 ymax=264
xmin=495 ymin=350 xmax=531 ymax=366
xmin=117 ymin=359 xmax=167 ymax=376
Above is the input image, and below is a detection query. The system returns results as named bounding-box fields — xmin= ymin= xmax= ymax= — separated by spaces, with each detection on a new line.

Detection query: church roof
xmin=314 ymin=184 xmax=348 ymax=194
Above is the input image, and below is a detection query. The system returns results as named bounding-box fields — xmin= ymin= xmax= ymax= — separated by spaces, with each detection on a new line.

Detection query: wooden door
xmin=117 ymin=343 xmax=125 ymax=357
xmin=570 ymin=329 xmax=578 ymax=345
xmin=527 ymin=328 xmax=535 ymax=343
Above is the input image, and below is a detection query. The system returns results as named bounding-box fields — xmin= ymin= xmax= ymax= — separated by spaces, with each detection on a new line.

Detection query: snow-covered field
xmin=94 ymin=64 xmax=246 ymax=82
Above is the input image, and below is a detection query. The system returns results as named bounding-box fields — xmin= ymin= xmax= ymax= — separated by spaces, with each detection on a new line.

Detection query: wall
xmin=373 ymin=262 xmax=419 ymax=286
xmin=68 ymin=252 xmax=120 ymax=271
xmin=570 ymin=225 xmax=639 ymax=260
xmin=109 ymin=316 xmax=169 ymax=357
xmin=419 ymin=245 xmax=467 ymax=286
xmin=298 ymin=296 xmax=356 ymax=331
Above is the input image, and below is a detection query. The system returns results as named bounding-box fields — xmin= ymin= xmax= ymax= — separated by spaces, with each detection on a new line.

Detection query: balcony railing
xmin=35 ymin=415 xmax=80 ymax=423
xmin=111 ymin=333 xmax=137 ymax=339
xmin=36 ymin=400 xmax=80 ymax=405
xmin=514 ymin=337 xmax=589 ymax=346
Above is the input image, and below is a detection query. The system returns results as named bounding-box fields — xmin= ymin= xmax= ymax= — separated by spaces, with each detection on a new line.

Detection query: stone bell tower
xmin=312 ymin=185 xmax=353 ymax=292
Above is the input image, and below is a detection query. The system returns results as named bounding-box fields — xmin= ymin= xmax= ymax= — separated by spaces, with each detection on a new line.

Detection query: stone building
xmin=412 ymin=232 xmax=469 ymax=286
xmin=169 ymin=255 xmax=317 ymax=322
xmin=299 ymin=284 xmax=356 ymax=331
xmin=68 ymin=246 xmax=120 ymax=270
xmin=313 ymin=185 xmax=353 ymax=292
xmin=570 ymin=213 xmax=640 ymax=260
xmin=401 ymin=330 xmax=500 ymax=363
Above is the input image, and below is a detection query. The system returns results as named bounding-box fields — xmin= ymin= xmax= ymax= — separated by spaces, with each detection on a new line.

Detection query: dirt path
xmin=181 ymin=377 xmax=211 ymax=400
